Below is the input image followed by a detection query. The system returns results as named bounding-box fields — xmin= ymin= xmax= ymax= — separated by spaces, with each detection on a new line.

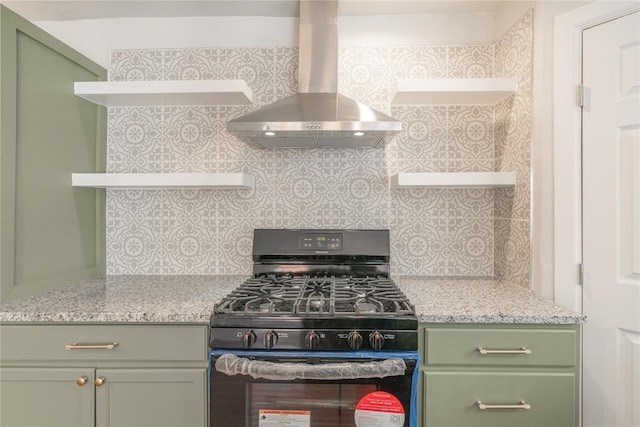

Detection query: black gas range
xmin=209 ymin=229 xmax=420 ymax=427
xmin=209 ymin=229 xmax=418 ymax=352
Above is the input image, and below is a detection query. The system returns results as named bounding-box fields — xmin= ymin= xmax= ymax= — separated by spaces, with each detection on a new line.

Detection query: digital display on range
xmin=300 ymin=233 xmax=342 ymax=250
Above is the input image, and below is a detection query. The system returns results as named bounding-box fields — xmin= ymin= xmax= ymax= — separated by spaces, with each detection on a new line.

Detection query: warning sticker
xmin=354 ymin=391 xmax=405 ymax=427
xmin=258 ymin=409 xmax=311 ymax=427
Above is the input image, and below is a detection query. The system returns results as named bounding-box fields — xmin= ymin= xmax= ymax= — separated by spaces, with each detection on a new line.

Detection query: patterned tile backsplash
xmin=106 ymin=11 xmax=533 ymax=286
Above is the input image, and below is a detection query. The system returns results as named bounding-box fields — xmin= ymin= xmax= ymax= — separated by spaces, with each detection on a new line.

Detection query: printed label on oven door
xmin=258 ymin=410 xmax=311 ymax=427
xmin=354 ymin=391 xmax=405 ymax=427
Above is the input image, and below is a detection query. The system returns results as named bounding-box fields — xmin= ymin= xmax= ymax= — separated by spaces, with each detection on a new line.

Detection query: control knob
xmin=241 ymin=330 xmax=257 ymax=349
xmin=347 ymin=331 xmax=363 ymax=350
xmin=369 ymin=331 xmax=385 ymax=350
xmin=264 ymin=330 xmax=278 ymax=350
xmin=305 ymin=331 xmax=320 ymax=350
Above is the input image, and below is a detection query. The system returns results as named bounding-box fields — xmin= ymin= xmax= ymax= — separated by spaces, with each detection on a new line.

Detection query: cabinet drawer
xmin=424 ymin=371 xmax=576 ymax=427
xmin=425 ymin=328 xmax=577 ymax=367
xmin=0 ymin=324 xmax=208 ymax=362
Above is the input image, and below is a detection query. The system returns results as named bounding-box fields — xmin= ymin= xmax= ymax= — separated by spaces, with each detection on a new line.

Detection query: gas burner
xmin=354 ymin=301 xmax=379 ymax=314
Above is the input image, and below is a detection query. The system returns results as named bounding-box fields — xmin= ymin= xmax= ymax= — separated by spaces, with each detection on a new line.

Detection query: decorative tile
xmin=166 ymin=189 xmax=218 ymax=223
xmin=106 ymin=217 xmax=166 ymax=274
xmin=495 ymin=10 xmax=533 ymax=86
xmin=386 ymin=157 xmax=449 ymax=176
xmin=495 ymin=149 xmax=531 ymax=221
xmin=494 ymin=186 xmax=515 ymax=220
xmin=390 ymin=188 xmax=450 ymax=219
xmin=275 ymin=47 xmax=298 ymax=98
xmin=390 ymin=46 xmax=449 ymax=80
xmin=495 ymin=218 xmax=530 ymax=287
xmin=164 ymin=217 xmax=217 ymax=274
xmin=109 ymin=50 xmax=163 ymax=81
xmin=495 ymin=95 xmax=531 ymax=159
xmin=448 ymin=45 xmax=494 ymax=78
xmin=448 ymin=217 xmax=494 ymax=275
xmin=218 ymin=48 xmax=275 ymax=105
xmin=104 ymin=22 xmax=536 ymax=278
xmin=448 ymin=105 xmax=495 ymax=161
xmin=217 ymin=160 xmax=276 ymax=220
xmin=446 ymin=158 xmax=494 ymax=172
xmin=492 ymin=9 xmax=532 ymax=286
xmin=324 ymin=216 xmax=392 ymax=230
xmin=394 ymin=106 xmax=449 ymax=160
xmin=214 ymin=105 xmax=266 ymax=163
xmin=390 ymin=217 xmax=449 ymax=276
xmin=106 ymin=190 xmax=167 ymax=220
xmin=162 ymin=48 xmax=217 ymax=80
xmin=107 ymin=107 xmax=164 ymax=173
xmin=162 ymin=106 xmax=217 ymax=172
xmin=217 ymin=217 xmax=267 ymax=275
xmin=339 ymin=46 xmax=392 ymax=112
xmin=448 ymin=189 xmax=495 ymax=218
xmin=271 ymin=154 xmax=335 ymax=219
xmin=329 ymin=161 xmax=390 ymax=219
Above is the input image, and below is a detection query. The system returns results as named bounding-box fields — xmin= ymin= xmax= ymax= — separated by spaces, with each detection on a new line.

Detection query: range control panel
xmin=299 ymin=233 xmax=343 ymax=251
xmin=210 ymin=328 xmax=418 ymax=351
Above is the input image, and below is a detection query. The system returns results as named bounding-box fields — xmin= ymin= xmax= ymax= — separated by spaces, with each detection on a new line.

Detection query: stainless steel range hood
xmin=226 ymin=0 xmax=402 ymax=149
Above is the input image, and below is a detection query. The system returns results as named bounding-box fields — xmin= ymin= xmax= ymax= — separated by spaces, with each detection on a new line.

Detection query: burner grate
xmin=214 ymin=274 xmax=415 ymax=317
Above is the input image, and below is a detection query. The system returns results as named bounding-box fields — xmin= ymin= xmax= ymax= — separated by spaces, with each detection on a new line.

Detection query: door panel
xmin=95 ymin=368 xmax=207 ymax=427
xmin=0 ymin=367 xmax=94 ymax=427
xmin=582 ymin=10 xmax=640 ymax=427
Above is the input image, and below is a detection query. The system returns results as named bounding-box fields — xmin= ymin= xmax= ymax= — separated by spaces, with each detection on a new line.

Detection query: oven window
xmin=248 ymin=383 xmax=375 ymax=427
xmin=210 ymin=356 xmax=416 ymax=427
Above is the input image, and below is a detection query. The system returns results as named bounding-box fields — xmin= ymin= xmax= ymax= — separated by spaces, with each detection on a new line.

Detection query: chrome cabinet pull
xmin=477 ymin=346 xmax=532 ymax=355
xmin=476 ymin=400 xmax=532 ymax=410
xmin=65 ymin=342 xmax=118 ymax=350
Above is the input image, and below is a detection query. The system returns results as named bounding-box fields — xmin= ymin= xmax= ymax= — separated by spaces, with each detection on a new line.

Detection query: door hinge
xmin=578 ymin=262 xmax=585 ymax=287
xmin=576 ymin=84 xmax=585 ymax=108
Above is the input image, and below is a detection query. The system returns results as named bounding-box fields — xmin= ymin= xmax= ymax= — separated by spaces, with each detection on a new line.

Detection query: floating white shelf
xmin=72 ymin=173 xmax=255 ymax=189
xmin=74 ymin=80 xmax=254 ymax=106
xmin=390 ymin=172 xmax=516 ymax=189
xmin=391 ymin=78 xmax=517 ymax=105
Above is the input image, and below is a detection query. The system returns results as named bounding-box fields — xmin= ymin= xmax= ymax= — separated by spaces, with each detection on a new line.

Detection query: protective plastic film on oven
xmin=209 ymin=350 xmax=420 ymax=427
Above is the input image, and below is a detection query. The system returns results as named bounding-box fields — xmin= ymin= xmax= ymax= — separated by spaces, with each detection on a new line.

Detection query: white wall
xmin=33 ymin=16 xmax=299 ymax=67
xmin=494 ymin=0 xmax=535 ymax=38
xmin=34 ymin=13 xmax=496 ymax=68
xmin=528 ymin=1 xmax=590 ymax=299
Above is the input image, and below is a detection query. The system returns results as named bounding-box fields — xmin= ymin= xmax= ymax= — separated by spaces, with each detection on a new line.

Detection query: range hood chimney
xmin=226 ymin=0 xmax=402 ymax=149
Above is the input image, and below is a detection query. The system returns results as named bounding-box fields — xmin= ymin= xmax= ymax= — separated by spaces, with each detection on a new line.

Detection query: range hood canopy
xmin=226 ymin=0 xmax=402 ymax=149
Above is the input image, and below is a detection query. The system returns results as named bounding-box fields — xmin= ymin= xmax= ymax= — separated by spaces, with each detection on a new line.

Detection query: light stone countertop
xmin=0 ymin=275 xmax=585 ymax=324
xmin=396 ymin=276 xmax=585 ymax=324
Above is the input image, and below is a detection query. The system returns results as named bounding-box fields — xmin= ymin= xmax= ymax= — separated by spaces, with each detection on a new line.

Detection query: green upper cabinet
xmin=0 ymin=5 xmax=107 ymax=303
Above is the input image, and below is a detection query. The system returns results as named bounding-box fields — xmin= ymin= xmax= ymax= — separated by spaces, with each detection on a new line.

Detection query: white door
xmin=582 ymin=11 xmax=640 ymax=427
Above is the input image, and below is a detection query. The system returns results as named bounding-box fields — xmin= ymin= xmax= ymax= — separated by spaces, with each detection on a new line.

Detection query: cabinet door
xmin=0 ymin=367 xmax=94 ymax=427
xmin=95 ymin=368 xmax=207 ymax=427
xmin=424 ymin=371 xmax=576 ymax=427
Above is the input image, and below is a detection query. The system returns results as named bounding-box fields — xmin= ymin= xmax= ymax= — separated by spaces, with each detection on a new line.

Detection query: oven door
xmin=209 ymin=350 xmax=419 ymax=427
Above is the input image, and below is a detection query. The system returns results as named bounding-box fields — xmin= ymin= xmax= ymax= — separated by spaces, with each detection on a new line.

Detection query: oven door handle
xmin=215 ymin=353 xmax=407 ymax=381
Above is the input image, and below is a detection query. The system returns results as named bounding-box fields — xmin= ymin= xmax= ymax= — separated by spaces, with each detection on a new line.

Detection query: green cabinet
xmin=0 ymin=324 xmax=209 ymax=427
xmin=0 ymin=5 xmax=106 ymax=303
xmin=1 ymin=367 xmax=95 ymax=426
xmin=95 ymin=368 xmax=207 ymax=427
xmin=419 ymin=324 xmax=580 ymax=427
